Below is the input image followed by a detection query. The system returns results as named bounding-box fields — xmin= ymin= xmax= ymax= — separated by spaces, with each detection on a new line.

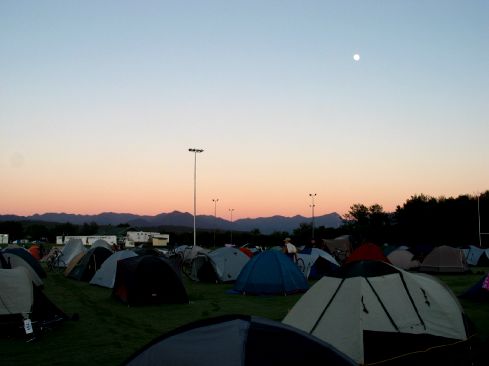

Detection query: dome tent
xmin=113 ymin=255 xmax=188 ymax=306
xmin=189 ymin=246 xmax=250 ymax=283
xmin=122 ymin=314 xmax=355 ymax=366
xmin=0 ymin=267 xmax=67 ymax=338
xmin=419 ymin=245 xmax=468 ymax=273
xmin=230 ymin=251 xmax=308 ymax=295
xmin=89 ymin=250 xmax=138 ymax=288
xmin=283 ymin=260 xmax=473 ymax=365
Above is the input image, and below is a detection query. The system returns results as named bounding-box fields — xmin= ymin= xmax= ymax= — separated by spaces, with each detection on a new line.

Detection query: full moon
xmin=353 ymin=54 xmax=360 ymax=61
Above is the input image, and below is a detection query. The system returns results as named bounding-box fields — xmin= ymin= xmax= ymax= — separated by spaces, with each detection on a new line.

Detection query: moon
xmin=353 ymin=54 xmax=360 ymax=61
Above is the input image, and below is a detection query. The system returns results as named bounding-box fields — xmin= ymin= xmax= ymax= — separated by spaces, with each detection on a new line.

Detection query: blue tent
xmin=230 ymin=251 xmax=308 ymax=295
xmin=459 ymin=273 xmax=489 ymax=301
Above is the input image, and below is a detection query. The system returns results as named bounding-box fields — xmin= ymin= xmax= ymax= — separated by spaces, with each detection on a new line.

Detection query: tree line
xmin=1 ymin=191 xmax=487 ymax=248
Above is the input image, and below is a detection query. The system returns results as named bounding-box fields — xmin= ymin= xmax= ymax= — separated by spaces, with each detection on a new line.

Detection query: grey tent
xmin=91 ymin=239 xmax=113 ymax=251
xmin=1 ymin=249 xmax=44 ymax=287
xmin=67 ymin=246 xmax=113 ymax=281
xmin=283 ymin=261 xmax=472 ymax=365
xmin=0 ymin=267 xmax=67 ymax=337
xmin=122 ymin=314 xmax=356 ymax=366
xmin=90 ymin=250 xmax=138 ymax=288
xmin=59 ymin=239 xmax=87 ymax=268
xmin=189 ymin=247 xmax=250 ymax=282
xmin=387 ymin=249 xmax=421 ymax=270
xmin=419 ymin=245 xmax=468 ymax=273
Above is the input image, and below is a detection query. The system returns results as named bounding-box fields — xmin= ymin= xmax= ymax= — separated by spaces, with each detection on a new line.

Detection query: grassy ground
xmin=1 ymin=266 xmax=488 ymax=366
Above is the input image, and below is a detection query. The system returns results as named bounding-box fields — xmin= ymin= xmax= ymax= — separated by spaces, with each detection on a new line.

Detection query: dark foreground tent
xmin=113 ymin=255 xmax=188 ymax=306
xmin=230 ymin=250 xmax=308 ymax=295
xmin=67 ymin=246 xmax=113 ymax=281
xmin=0 ymin=267 xmax=67 ymax=338
xmin=283 ymin=260 xmax=474 ymax=365
xmin=122 ymin=314 xmax=356 ymax=366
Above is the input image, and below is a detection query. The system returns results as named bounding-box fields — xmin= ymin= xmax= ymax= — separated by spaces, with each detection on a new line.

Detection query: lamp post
xmin=478 ymin=193 xmax=482 ymax=248
xmin=212 ymin=198 xmax=219 ymax=248
xmin=189 ymin=148 xmax=204 ymax=247
xmin=229 ymin=208 xmax=235 ymax=245
xmin=309 ymin=193 xmax=317 ymax=240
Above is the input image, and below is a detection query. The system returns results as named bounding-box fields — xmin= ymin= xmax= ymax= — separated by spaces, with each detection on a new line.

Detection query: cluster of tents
xmin=2 ymin=237 xmax=488 ymax=364
xmin=118 ymin=239 xmax=487 ymax=365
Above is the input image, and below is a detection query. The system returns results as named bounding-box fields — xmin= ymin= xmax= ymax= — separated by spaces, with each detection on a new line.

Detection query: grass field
xmin=1 ymin=266 xmax=488 ymax=366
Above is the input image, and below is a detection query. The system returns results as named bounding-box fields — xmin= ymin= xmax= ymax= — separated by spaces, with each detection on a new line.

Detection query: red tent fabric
xmin=344 ymin=243 xmax=390 ymax=265
xmin=28 ymin=245 xmax=41 ymax=261
xmin=239 ymin=247 xmax=254 ymax=258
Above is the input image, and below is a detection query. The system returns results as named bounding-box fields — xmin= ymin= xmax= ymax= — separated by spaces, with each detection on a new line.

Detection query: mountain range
xmin=0 ymin=211 xmax=343 ymax=235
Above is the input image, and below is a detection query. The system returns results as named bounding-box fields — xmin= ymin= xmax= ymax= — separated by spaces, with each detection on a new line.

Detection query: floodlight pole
xmin=189 ymin=148 xmax=204 ymax=247
xmin=309 ymin=193 xmax=317 ymax=240
xmin=229 ymin=208 xmax=235 ymax=244
xmin=212 ymin=198 xmax=219 ymax=247
xmin=478 ymin=194 xmax=482 ymax=248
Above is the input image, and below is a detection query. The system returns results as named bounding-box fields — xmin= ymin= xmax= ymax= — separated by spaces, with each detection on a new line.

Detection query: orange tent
xmin=28 ymin=245 xmax=41 ymax=261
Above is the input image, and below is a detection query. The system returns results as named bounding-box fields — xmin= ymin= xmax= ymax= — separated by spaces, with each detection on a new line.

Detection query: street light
xmin=189 ymin=148 xmax=204 ymax=247
xmin=212 ymin=198 xmax=219 ymax=247
xmin=309 ymin=193 xmax=317 ymax=240
xmin=229 ymin=208 xmax=235 ymax=245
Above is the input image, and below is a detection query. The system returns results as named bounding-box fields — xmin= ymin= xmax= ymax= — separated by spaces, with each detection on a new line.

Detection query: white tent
xmin=283 ymin=261 xmax=468 ymax=364
xmin=59 ymin=239 xmax=87 ymax=268
xmin=1 ymin=251 xmax=44 ymax=287
xmin=190 ymin=247 xmax=249 ymax=282
xmin=0 ymin=267 xmax=33 ymax=317
xmin=89 ymin=250 xmax=138 ymax=288
xmin=296 ymin=248 xmax=339 ymax=279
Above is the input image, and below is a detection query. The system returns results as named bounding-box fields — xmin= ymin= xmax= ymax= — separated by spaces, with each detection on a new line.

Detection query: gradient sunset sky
xmin=1 ymin=1 xmax=488 ymax=220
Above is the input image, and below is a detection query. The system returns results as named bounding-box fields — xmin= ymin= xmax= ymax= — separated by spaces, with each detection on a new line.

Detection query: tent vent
xmin=361 ymin=296 xmax=369 ymax=314
xmin=421 ymin=289 xmax=431 ymax=306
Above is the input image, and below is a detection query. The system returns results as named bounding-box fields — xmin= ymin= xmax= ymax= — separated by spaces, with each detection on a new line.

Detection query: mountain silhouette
xmin=0 ymin=211 xmax=342 ymax=234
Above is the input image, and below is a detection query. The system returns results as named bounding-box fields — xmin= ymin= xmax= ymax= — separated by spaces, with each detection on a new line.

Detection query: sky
xmin=1 ymin=1 xmax=488 ymax=220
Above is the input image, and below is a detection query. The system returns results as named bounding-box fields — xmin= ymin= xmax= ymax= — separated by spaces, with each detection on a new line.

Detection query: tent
xmin=322 ymin=236 xmax=353 ymax=263
xmin=465 ymin=246 xmax=489 ymax=266
xmin=91 ymin=239 xmax=113 ymax=251
xmin=174 ymin=245 xmax=209 ymax=262
xmin=283 ymin=260 xmax=472 ymax=365
xmin=189 ymin=246 xmax=250 ymax=283
xmin=1 ymin=248 xmax=45 ymax=287
xmin=67 ymin=246 xmax=113 ymax=281
xmin=121 ymin=314 xmax=356 ymax=366
xmin=27 ymin=244 xmax=42 ymax=260
xmin=459 ymin=272 xmax=489 ymax=301
xmin=419 ymin=245 xmax=469 ymax=273
xmin=59 ymin=239 xmax=87 ymax=268
xmin=297 ymin=247 xmax=339 ymax=279
xmin=387 ymin=249 xmax=421 ymax=270
xmin=113 ymin=255 xmax=189 ymax=306
xmin=230 ymin=251 xmax=308 ymax=295
xmin=0 ymin=267 xmax=67 ymax=337
xmin=344 ymin=242 xmax=390 ymax=265
xmin=89 ymin=250 xmax=138 ymax=288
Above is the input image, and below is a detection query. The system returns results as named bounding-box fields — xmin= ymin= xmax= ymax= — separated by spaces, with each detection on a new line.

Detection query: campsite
xmin=1 ymin=242 xmax=489 ymax=366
